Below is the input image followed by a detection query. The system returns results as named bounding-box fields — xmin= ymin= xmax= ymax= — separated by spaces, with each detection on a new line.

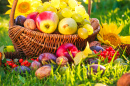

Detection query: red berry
xmin=21 ymin=62 xmax=25 ymax=66
xmin=36 ymin=58 xmax=39 ymax=62
xmin=100 ymin=52 xmax=104 ymax=56
xmin=108 ymin=56 xmax=112 ymax=60
xmin=31 ymin=58 xmax=34 ymax=61
xmin=12 ymin=64 xmax=17 ymax=68
xmin=24 ymin=60 xmax=28 ymax=65
xmin=9 ymin=62 xmax=13 ymax=66
xmin=93 ymin=50 xmax=97 ymax=54
xmin=109 ymin=47 xmax=113 ymax=51
xmin=106 ymin=48 xmax=109 ymax=51
xmin=5 ymin=63 xmax=7 ymax=66
xmin=103 ymin=50 xmax=107 ymax=53
xmin=19 ymin=59 xmax=23 ymax=63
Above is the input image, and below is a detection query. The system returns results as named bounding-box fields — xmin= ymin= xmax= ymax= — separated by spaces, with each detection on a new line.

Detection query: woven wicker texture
xmin=8 ymin=0 xmax=100 ymax=58
xmin=120 ymin=44 xmax=130 ymax=56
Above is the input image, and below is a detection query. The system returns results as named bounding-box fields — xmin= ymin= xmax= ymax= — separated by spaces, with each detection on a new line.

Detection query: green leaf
xmin=27 ymin=60 xmax=33 ymax=63
xmin=0 ymin=67 xmax=5 ymax=79
xmin=18 ymin=75 xmax=25 ymax=83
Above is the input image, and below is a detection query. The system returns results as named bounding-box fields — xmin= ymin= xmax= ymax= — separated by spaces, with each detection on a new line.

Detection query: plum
xmin=12 ymin=66 xmax=31 ymax=75
xmin=88 ymin=64 xmax=106 ymax=75
xmin=86 ymin=58 xmax=98 ymax=64
xmin=117 ymin=73 xmax=130 ymax=86
xmin=38 ymin=53 xmax=57 ymax=65
xmin=15 ymin=15 xmax=26 ymax=26
xmin=35 ymin=65 xmax=51 ymax=79
xmin=30 ymin=61 xmax=42 ymax=70
xmin=90 ymin=46 xmax=104 ymax=52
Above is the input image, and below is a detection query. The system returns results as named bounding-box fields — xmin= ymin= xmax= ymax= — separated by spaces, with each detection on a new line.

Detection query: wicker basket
xmin=119 ymin=44 xmax=130 ymax=56
xmin=8 ymin=0 xmax=100 ymax=58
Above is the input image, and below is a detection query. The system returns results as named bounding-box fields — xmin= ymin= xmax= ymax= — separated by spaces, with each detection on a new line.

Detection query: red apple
xmin=27 ymin=12 xmax=39 ymax=22
xmin=56 ymin=43 xmax=79 ymax=62
xmin=36 ymin=11 xmax=59 ymax=33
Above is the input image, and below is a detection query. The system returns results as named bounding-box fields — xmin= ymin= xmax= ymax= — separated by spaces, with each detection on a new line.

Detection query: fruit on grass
xmin=117 ymin=73 xmax=130 ymax=86
xmin=56 ymin=56 xmax=68 ymax=66
xmin=86 ymin=58 xmax=98 ymax=64
xmin=58 ymin=18 xmax=77 ymax=35
xmin=35 ymin=65 xmax=51 ymax=79
xmin=90 ymin=46 xmax=104 ymax=52
xmin=59 ymin=66 xmax=69 ymax=75
xmin=30 ymin=61 xmax=42 ymax=70
xmin=26 ymin=12 xmax=39 ymax=22
xmin=24 ymin=19 xmax=36 ymax=30
xmin=89 ymin=64 xmax=106 ymax=75
xmin=38 ymin=53 xmax=57 ymax=65
xmin=74 ymin=42 xmax=92 ymax=65
xmin=113 ymin=58 xmax=125 ymax=65
xmin=93 ymin=46 xmax=120 ymax=62
xmin=56 ymin=43 xmax=79 ymax=62
xmin=15 ymin=15 xmax=26 ymax=26
xmin=36 ymin=11 xmax=59 ymax=33
xmin=20 ymin=60 xmax=31 ymax=67
xmin=78 ymin=28 xmax=88 ymax=39
xmin=83 ymin=24 xmax=94 ymax=35
xmin=12 ymin=66 xmax=31 ymax=75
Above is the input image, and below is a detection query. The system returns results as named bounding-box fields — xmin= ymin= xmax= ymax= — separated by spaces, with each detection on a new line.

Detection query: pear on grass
xmin=74 ymin=42 xmax=92 ymax=65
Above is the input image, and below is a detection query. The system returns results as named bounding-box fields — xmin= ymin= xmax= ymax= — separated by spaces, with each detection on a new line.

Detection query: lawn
xmin=0 ymin=0 xmax=130 ymax=86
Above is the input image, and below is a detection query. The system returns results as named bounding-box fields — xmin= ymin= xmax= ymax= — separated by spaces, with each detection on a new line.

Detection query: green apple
xmin=58 ymin=18 xmax=77 ymax=35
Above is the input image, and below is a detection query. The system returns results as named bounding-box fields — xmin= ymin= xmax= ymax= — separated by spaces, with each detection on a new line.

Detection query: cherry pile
xmin=93 ymin=47 xmax=120 ymax=62
xmin=4 ymin=58 xmax=39 ymax=68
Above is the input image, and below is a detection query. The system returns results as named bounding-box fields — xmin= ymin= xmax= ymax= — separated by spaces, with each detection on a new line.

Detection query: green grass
xmin=0 ymin=0 xmax=130 ymax=86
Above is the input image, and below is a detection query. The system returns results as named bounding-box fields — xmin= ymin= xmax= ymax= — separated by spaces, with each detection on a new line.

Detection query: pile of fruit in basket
xmin=14 ymin=0 xmax=94 ymax=39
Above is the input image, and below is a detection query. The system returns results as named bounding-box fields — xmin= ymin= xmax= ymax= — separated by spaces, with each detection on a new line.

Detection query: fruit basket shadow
xmin=7 ymin=0 xmax=100 ymax=59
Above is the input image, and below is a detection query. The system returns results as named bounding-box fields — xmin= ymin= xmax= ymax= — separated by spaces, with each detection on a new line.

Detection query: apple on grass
xmin=36 ymin=11 xmax=59 ymax=33
xmin=56 ymin=43 xmax=79 ymax=62
xmin=27 ymin=12 xmax=39 ymax=22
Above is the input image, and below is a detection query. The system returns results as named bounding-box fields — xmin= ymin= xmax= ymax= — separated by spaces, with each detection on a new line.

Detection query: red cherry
xmin=103 ymin=50 xmax=107 ymax=53
xmin=19 ymin=59 xmax=23 ymax=63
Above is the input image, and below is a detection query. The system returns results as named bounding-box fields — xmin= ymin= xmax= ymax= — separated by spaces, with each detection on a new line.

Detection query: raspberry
xmin=19 ymin=59 xmax=23 ymax=63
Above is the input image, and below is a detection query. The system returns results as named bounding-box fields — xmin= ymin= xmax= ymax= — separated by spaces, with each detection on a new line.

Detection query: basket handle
xmin=9 ymin=0 xmax=91 ymax=28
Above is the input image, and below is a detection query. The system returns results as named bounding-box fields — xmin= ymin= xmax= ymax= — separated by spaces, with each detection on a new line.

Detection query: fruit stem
xmin=45 ymin=24 xmax=50 ymax=29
